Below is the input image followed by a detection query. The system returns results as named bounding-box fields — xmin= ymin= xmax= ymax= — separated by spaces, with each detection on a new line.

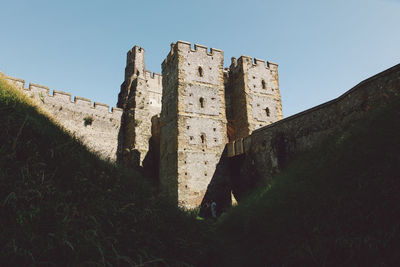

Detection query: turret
xmin=225 ymin=54 xmax=282 ymax=141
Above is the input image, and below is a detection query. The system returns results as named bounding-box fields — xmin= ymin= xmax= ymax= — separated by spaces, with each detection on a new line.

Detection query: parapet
xmin=127 ymin=45 xmax=145 ymax=65
xmin=163 ymin=40 xmax=223 ymax=66
xmin=30 ymin=83 xmax=50 ymax=95
xmin=144 ymin=70 xmax=162 ymax=81
xmin=74 ymin=96 xmax=91 ymax=106
xmin=231 ymin=55 xmax=278 ymax=71
xmin=53 ymin=90 xmax=72 ymax=102
xmin=175 ymin=40 xmax=223 ymax=56
xmin=2 ymin=73 xmax=121 ymax=115
xmin=4 ymin=75 xmax=25 ymax=88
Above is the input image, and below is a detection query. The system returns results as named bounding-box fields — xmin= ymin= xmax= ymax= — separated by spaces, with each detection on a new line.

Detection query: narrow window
xmin=200 ymin=134 xmax=205 ymax=144
xmin=265 ymin=107 xmax=270 ymax=117
xmin=136 ymin=70 xmax=140 ymax=76
xmin=262 ymin=79 xmax=266 ymax=89
xmin=199 ymin=97 xmax=205 ymax=108
xmin=198 ymin=66 xmax=203 ymax=77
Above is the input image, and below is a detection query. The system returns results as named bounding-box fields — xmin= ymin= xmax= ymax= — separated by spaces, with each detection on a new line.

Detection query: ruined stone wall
xmin=226 ymin=56 xmax=282 ymax=141
xmin=117 ymin=46 xmax=163 ymax=166
xmin=5 ymin=75 xmax=122 ymax=161
xmin=160 ymin=41 xmax=227 ymax=208
xmin=228 ymin=63 xmax=400 ymax=199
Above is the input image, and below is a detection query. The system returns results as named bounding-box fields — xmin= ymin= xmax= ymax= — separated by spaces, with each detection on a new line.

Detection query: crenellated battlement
xmin=175 ymin=40 xmax=223 ymax=56
xmin=232 ymin=55 xmax=278 ymax=71
xmin=127 ymin=45 xmax=145 ymax=65
xmin=163 ymin=41 xmax=223 ymax=67
xmin=4 ymin=41 xmax=397 ymax=214
xmin=1 ymin=72 xmax=123 ymax=162
xmin=5 ymin=75 xmax=25 ymax=88
xmin=2 ymin=41 xmax=283 ymax=209
xmin=4 ymin=74 xmax=122 ymax=114
xmin=144 ymin=70 xmax=162 ymax=80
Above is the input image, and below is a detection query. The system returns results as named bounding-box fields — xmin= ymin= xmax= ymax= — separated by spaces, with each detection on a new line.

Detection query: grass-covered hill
xmin=0 ymin=75 xmax=212 ymax=266
xmin=214 ymin=97 xmax=400 ymax=266
xmin=1 ymin=74 xmax=399 ymax=266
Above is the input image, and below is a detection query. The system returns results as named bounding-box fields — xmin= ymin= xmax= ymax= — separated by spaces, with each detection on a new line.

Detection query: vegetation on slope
xmin=214 ymin=98 xmax=400 ymax=266
xmin=0 ymin=76 xmax=211 ymax=266
xmin=1 ymin=74 xmax=399 ymax=266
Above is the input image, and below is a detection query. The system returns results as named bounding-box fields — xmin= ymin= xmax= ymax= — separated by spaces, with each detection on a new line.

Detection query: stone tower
xmin=118 ymin=46 xmax=162 ymax=167
xmin=226 ymin=56 xmax=282 ymax=141
xmin=160 ymin=41 xmax=227 ymax=208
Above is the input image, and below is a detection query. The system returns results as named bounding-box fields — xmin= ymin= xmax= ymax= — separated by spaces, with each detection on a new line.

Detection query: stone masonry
xmin=114 ymin=41 xmax=282 ymax=208
xmin=226 ymin=56 xmax=283 ymax=141
xmin=2 ymin=40 xmax=283 ymax=209
xmin=160 ymin=41 xmax=228 ymax=208
xmin=117 ymin=46 xmax=162 ymax=167
xmin=4 ymin=42 xmax=396 ymax=212
xmin=225 ymin=62 xmax=400 ymax=201
xmin=3 ymin=75 xmax=123 ymax=161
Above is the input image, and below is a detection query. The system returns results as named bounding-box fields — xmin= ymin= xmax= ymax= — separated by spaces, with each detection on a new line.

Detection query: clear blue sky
xmin=1 ymin=0 xmax=399 ymax=116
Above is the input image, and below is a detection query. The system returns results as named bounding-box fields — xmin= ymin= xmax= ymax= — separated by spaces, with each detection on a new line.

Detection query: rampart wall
xmin=227 ymin=63 xmax=400 ymax=200
xmin=4 ymin=75 xmax=122 ymax=161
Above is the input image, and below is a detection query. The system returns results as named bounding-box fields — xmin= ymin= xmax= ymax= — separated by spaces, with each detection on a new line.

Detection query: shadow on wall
xmin=117 ymin=112 xmax=161 ymax=182
xmin=199 ymin=147 xmax=232 ymax=218
xmin=200 ymin=62 xmax=400 ymax=217
xmin=142 ymin=115 xmax=161 ymax=180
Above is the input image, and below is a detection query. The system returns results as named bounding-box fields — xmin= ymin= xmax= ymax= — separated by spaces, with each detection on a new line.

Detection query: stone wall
xmin=228 ymin=62 xmax=400 ymax=200
xmin=117 ymin=46 xmax=163 ymax=167
xmin=160 ymin=41 xmax=228 ymax=208
xmin=160 ymin=42 xmax=180 ymax=202
xmin=4 ymin=75 xmax=123 ymax=161
xmin=3 ymin=41 xmax=286 ymax=210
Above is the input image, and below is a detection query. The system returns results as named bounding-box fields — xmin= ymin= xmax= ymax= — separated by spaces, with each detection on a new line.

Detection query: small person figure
xmin=211 ymin=200 xmax=217 ymax=220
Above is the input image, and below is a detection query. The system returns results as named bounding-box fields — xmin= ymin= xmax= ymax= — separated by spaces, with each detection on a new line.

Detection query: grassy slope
xmin=2 ymin=73 xmax=400 ymax=266
xmin=215 ymin=98 xmax=400 ymax=266
xmin=0 ymin=76 xmax=212 ymax=266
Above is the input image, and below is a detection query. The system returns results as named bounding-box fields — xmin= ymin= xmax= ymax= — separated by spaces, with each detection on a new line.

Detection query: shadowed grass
xmin=1 ymin=73 xmax=400 ymax=266
xmin=214 ymin=98 xmax=400 ymax=266
xmin=0 ymin=75 xmax=213 ymax=266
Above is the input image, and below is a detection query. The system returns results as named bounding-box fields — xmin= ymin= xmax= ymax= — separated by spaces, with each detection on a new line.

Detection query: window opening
xmin=199 ymin=97 xmax=205 ymax=108
xmin=262 ymin=79 xmax=266 ymax=89
xmin=198 ymin=66 xmax=204 ymax=77
xmin=265 ymin=107 xmax=270 ymax=117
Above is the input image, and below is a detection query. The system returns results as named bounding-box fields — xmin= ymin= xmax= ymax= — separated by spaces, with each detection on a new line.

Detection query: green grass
xmin=1 ymin=74 xmax=400 ymax=266
xmin=214 ymin=98 xmax=400 ymax=266
xmin=0 ymin=75 xmax=212 ymax=266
